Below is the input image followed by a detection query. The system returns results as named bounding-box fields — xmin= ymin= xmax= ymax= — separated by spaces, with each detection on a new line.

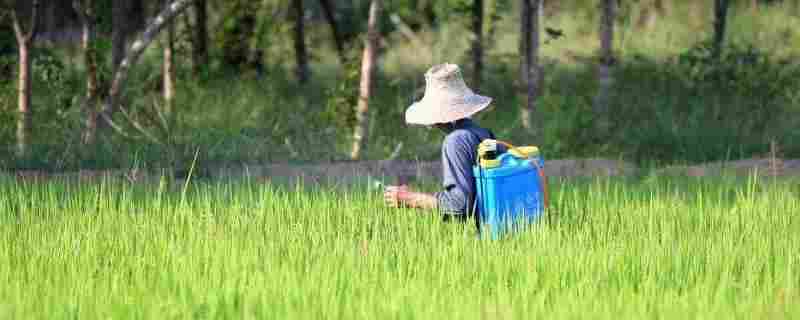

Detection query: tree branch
xmin=319 ymin=0 xmax=344 ymax=64
xmin=10 ymin=10 xmax=25 ymax=44
xmin=99 ymin=106 xmax=165 ymax=146
xmin=99 ymin=113 xmax=138 ymax=141
xmin=25 ymin=0 xmax=41 ymax=42
xmin=102 ymin=0 xmax=196 ymax=124
xmin=72 ymin=0 xmax=87 ymax=23
xmin=149 ymin=97 xmax=171 ymax=135
xmin=118 ymin=107 xmax=165 ymax=146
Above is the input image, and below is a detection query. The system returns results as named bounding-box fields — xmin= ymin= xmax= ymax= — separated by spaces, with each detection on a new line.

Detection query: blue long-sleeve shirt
xmin=435 ymin=119 xmax=499 ymax=219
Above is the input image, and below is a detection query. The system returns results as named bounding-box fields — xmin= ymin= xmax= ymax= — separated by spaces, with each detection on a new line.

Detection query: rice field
xmin=1 ymin=175 xmax=799 ymax=319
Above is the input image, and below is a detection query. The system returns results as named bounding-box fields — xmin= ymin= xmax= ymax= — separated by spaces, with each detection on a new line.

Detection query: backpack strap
xmin=467 ymin=129 xmax=495 ymax=236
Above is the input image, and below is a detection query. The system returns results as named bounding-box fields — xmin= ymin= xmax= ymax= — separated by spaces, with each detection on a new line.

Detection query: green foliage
xmin=31 ymin=48 xmax=67 ymax=85
xmin=331 ymin=1 xmax=369 ymax=43
xmin=90 ymin=38 xmax=114 ymax=95
xmin=675 ymin=40 xmax=800 ymax=143
xmin=485 ymin=0 xmax=512 ymax=36
xmin=90 ymin=0 xmax=114 ymax=36
xmin=1 ymin=177 xmax=799 ymax=318
xmin=432 ymin=0 xmax=472 ymax=22
xmin=677 ymin=41 xmax=800 ymax=101
xmin=28 ymin=49 xmax=84 ymax=168
xmin=0 ymin=23 xmax=13 ymax=159
xmin=0 ymin=78 xmax=14 ymax=164
xmin=214 ymin=0 xmax=260 ymax=71
xmin=4 ymin=1 xmax=800 ymax=169
xmin=585 ymin=40 xmax=800 ymax=164
xmin=322 ymin=50 xmax=361 ymax=131
xmin=0 ymin=21 xmax=13 ymax=82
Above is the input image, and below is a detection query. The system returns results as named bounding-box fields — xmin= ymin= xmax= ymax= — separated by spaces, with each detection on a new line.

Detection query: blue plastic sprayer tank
xmin=473 ymin=152 xmax=545 ymax=239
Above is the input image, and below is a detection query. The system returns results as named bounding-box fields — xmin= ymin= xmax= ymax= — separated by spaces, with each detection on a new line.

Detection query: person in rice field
xmin=384 ymin=63 xmax=503 ymax=221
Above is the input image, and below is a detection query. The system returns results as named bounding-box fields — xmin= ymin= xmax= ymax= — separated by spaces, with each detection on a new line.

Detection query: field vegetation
xmin=2 ymin=2 xmax=800 ymax=318
xmin=1 ymin=175 xmax=798 ymax=318
xmin=1 ymin=1 xmax=800 ymax=170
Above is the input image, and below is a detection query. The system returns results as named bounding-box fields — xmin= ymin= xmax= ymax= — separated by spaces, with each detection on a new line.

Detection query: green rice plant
xmin=0 ymin=175 xmax=798 ymax=319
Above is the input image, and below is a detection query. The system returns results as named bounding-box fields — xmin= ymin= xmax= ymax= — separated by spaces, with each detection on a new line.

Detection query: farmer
xmin=384 ymin=63 xmax=502 ymax=220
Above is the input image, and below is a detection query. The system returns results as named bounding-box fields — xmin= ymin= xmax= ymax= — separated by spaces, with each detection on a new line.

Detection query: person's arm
xmin=384 ymin=186 xmax=438 ymax=210
xmin=384 ymin=131 xmax=476 ymax=214
xmin=436 ymin=132 xmax=478 ymax=216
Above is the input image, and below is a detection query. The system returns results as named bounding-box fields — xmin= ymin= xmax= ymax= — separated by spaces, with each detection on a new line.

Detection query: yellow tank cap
xmin=508 ymin=146 xmax=539 ymax=158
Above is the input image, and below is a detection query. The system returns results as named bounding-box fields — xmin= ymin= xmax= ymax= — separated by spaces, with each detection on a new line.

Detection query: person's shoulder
xmin=443 ymin=128 xmax=475 ymax=145
xmin=442 ymin=129 xmax=480 ymax=155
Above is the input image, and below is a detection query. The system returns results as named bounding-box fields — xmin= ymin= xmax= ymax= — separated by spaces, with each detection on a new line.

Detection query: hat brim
xmin=405 ymin=94 xmax=492 ymax=126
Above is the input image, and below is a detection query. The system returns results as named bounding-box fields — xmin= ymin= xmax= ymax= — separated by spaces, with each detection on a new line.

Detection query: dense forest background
xmin=1 ymin=0 xmax=799 ymax=172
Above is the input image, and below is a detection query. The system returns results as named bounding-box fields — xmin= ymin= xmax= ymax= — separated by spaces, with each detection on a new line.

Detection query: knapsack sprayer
xmin=473 ymin=140 xmax=548 ymax=239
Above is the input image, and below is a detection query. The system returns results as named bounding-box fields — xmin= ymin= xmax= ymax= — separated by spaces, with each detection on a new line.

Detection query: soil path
xmin=7 ymin=158 xmax=800 ymax=184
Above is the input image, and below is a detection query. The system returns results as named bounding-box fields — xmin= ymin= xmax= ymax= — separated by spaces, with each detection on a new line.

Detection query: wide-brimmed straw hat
xmin=405 ymin=63 xmax=492 ymax=126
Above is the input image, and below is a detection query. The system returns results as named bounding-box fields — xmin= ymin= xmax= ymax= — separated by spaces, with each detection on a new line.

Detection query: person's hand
xmin=383 ymin=185 xmax=409 ymax=208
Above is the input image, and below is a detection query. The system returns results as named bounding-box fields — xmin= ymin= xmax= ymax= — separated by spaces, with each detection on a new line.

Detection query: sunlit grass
xmin=1 ymin=175 xmax=798 ymax=319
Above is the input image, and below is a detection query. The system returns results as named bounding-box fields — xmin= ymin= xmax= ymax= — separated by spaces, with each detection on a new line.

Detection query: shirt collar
xmin=454 ymin=118 xmax=474 ymax=129
xmin=439 ymin=118 xmax=475 ymax=133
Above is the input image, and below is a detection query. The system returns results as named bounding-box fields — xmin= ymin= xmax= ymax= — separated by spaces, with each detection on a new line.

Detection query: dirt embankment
xmin=7 ymin=158 xmax=800 ymax=185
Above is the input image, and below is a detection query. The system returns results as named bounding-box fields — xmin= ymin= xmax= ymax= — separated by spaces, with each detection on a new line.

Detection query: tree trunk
xmin=292 ymin=0 xmax=310 ymax=84
xmin=319 ymin=0 xmax=345 ymax=64
xmin=539 ymin=0 xmax=546 ymax=20
xmin=112 ymin=0 xmax=128 ymax=72
xmin=350 ymin=0 xmax=381 ymax=160
xmin=519 ymin=0 xmax=531 ymax=130
xmin=11 ymin=0 xmax=40 ymax=159
xmin=16 ymin=41 xmax=32 ymax=158
xmin=471 ymin=0 xmax=483 ymax=90
xmin=593 ymin=0 xmax=615 ymax=123
xmin=527 ymin=0 xmax=542 ymax=142
xmin=712 ymin=0 xmax=730 ymax=60
xmin=75 ymin=0 xmax=99 ymax=146
xmin=101 ymin=0 xmax=196 ymax=128
xmin=162 ymin=1 xmax=176 ymax=120
xmin=519 ymin=0 xmax=541 ymax=139
xmin=104 ymin=0 xmax=130 ymax=134
xmin=192 ymin=0 xmax=208 ymax=75
xmin=422 ymin=0 xmax=437 ymax=27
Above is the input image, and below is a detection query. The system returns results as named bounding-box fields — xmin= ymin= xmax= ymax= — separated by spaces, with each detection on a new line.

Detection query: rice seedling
xmin=0 ymin=175 xmax=798 ymax=319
